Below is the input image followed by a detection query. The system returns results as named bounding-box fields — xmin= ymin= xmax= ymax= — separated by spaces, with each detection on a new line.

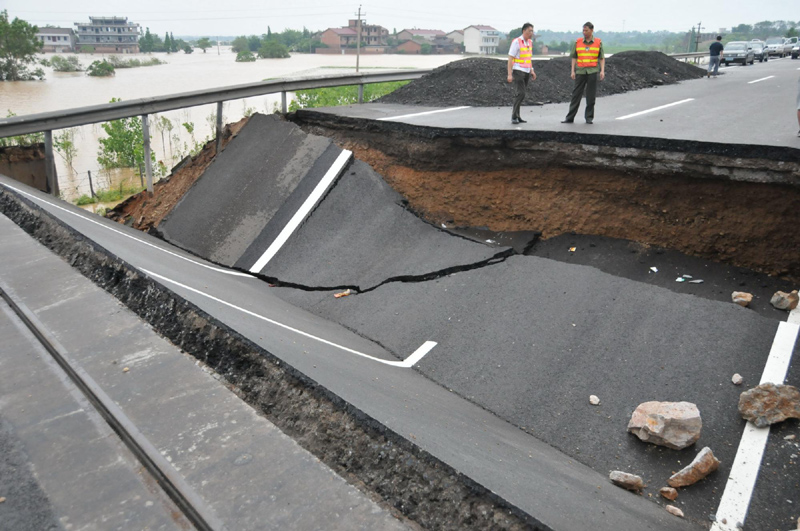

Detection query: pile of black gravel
xmin=378 ymin=51 xmax=706 ymax=107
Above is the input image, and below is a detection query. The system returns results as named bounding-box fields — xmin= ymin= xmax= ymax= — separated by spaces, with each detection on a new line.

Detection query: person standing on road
xmin=561 ymin=22 xmax=605 ymax=125
xmin=708 ymin=36 xmax=724 ymax=78
xmin=507 ymin=23 xmax=537 ymax=125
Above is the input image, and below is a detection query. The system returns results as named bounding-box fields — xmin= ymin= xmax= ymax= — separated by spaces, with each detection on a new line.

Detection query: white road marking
xmin=747 ymin=76 xmax=775 ymax=84
xmin=711 ymin=318 xmax=800 ymax=531
xmin=0 ymin=181 xmax=253 ymax=278
xmin=249 ymin=149 xmax=352 ymax=273
xmin=378 ymin=106 xmax=471 ymax=121
xmin=140 ymin=268 xmax=437 ymax=368
xmin=615 ymin=99 xmax=694 ymax=120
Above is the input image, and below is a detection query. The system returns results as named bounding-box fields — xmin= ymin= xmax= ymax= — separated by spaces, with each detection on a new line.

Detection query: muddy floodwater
xmin=0 ymin=48 xmax=461 ymax=201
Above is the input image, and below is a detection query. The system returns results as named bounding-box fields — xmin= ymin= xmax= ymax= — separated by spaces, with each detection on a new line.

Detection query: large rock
xmin=609 ymin=471 xmax=645 ymax=492
xmin=731 ymin=291 xmax=753 ymax=307
xmin=667 ymin=447 xmax=720 ymax=487
xmin=738 ymin=383 xmax=800 ymax=428
xmin=627 ymin=401 xmax=702 ymax=450
xmin=770 ymin=290 xmax=799 ymax=311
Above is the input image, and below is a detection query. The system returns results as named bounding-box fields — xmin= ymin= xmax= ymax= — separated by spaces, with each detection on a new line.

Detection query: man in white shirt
xmin=507 ymin=23 xmax=537 ymax=124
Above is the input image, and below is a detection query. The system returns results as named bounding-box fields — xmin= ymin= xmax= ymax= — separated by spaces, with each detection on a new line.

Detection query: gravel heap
xmin=378 ymin=51 xmax=706 ymax=107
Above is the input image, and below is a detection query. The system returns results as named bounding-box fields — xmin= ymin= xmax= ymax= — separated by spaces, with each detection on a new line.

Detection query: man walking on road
xmin=561 ymin=22 xmax=604 ymax=125
xmin=708 ymin=36 xmax=724 ymax=78
xmin=507 ymin=23 xmax=537 ymax=125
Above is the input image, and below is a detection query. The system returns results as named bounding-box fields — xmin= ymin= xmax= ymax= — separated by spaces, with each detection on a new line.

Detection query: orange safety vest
xmin=575 ymin=37 xmax=601 ymax=67
xmin=513 ymin=37 xmax=532 ymax=69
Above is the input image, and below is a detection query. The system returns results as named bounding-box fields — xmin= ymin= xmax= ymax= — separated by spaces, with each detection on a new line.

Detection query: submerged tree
xmin=196 ymin=37 xmax=212 ymax=53
xmin=0 ymin=10 xmax=44 ymax=81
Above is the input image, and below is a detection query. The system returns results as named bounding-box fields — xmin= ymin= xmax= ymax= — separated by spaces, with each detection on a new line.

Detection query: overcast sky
xmin=4 ymin=0 xmax=799 ymax=37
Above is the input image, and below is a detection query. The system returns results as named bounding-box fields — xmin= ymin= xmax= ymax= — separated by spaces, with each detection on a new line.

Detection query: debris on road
xmin=667 ymin=447 xmax=720 ymax=487
xmin=122 ymin=367 xmax=130 ymax=373
xmin=334 ymin=289 xmax=353 ymax=299
xmin=731 ymin=292 xmax=753 ymax=307
xmin=688 ymin=279 xmax=704 ymax=284
xmin=770 ymin=290 xmax=799 ymax=311
xmin=589 ymin=395 xmax=601 ymax=406
xmin=731 ymin=373 xmax=743 ymax=385
xmin=609 ymin=471 xmax=645 ymax=492
xmin=675 ymin=277 xmax=685 ymax=283
xmin=569 ymin=247 xmax=576 ymax=252
xmin=659 ymin=487 xmax=678 ymax=500
xmin=666 ymin=505 xmax=685 ymax=518
xmin=628 ymin=401 xmax=702 ymax=450
xmin=739 ymin=383 xmax=800 ymax=428
xmin=649 ymin=267 xmax=658 ymax=273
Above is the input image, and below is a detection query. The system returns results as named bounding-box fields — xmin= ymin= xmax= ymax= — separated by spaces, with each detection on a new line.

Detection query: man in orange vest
xmin=561 ymin=21 xmax=605 ymax=124
xmin=507 ymin=22 xmax=537 ymax=125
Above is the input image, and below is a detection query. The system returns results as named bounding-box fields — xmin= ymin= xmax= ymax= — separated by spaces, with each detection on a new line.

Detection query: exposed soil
xmin=107 ymin=117 xmax=248 ymax=230
xmin=377 ymin=52 xmax=707 ymax=107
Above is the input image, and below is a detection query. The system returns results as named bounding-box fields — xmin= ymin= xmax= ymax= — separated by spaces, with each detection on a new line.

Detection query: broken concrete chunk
xmin=732 ymin=373 xmax=743 ymax=385
xmin=589 ymin=395 xmax=601 ymax=406
xmin=770 ymin=290 xmax=799 ymax=311
xmin=667 ymin=447 xmax=720 ymax=487
xmin=659 ymin=487 xmax=678 ymax=500
xmin=731 ymin=292 xmax=753 ymax=307
xmin=738 ymin=383 xmax=800 ymax=428
xmin=627 ymin=401 xmax=702 ymax=450
xmin=609 ymin=471 xmax=644 ymax=492
xmin=666 ymin=505 xmax=684 ymax=518
xmin=334 ymin=289 xmax=352 ymax=299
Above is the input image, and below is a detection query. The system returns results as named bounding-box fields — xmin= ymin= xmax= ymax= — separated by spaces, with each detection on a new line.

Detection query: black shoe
xmin=586 ymin=119 xmax=593 ymax=124
xmin=561 ymin=119 xmax=574 ymax=123
xmin=512 ymin=118 xmax=520 ymax=124
xmin=517 ymin=118 xmax=527 ymax=123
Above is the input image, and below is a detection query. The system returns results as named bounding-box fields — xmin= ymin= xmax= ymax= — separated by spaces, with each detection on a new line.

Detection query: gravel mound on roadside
xmin=378 ymin=51 xmax=706 ymax=107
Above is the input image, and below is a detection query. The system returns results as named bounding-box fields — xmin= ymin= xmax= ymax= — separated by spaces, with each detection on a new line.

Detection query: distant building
xmin=463 ymin=25 xmax=499 ymax=54
xmin=36 ymin=27 xmax=76 ymax=53
xmin=74 ymin=16 xmax=140 ymax=53
xmin=318 ymin=19 xmax=388 ymax=53
xmin=447 ymin=30 xmax=464 ymax=44
xmin=397 ymin=29 xmax=446 ymax=42
xmin=395 ymin=40 xmax=422 ymax=54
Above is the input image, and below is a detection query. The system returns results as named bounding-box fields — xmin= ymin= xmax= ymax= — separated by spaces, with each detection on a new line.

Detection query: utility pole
xmin=355 ymin=4 xmax=364 ymax=72
xmin=695 ymin=21 xmax=703 ymax=52
xmin=217 ymin=37 xmax=220 ymax=55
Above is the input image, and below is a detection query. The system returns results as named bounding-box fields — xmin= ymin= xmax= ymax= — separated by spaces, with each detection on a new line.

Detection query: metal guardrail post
xmin=281 ymin=92 xmax=287 ymax=113
xmin=215 ymin=101 xmax=223 ymax=154
xmin=141 ymin=114 xmax=154 ymax=194
xmin=358 ymin=84 xmax=364 ymax=104
xmin=43 ymin=130 xmax=59 ymax=197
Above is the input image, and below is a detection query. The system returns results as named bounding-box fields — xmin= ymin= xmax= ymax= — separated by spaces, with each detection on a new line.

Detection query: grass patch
xmin=75 ymin=182 xmax=145 ymax=206
xmin=289 ymin=81 xmax=410 ymax=110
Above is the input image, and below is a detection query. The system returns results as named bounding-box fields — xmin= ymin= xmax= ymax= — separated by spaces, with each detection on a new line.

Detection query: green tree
xmin=164 ymin=32 xmax=171 ymax=53
xmin=196 ymin=37 xmax=211 ymax=52
xmin=50 ymin=55 xmax=83 ymax=71
xmin=54 ymin=128 xmax=78 ymax=175
xmin=787 ymin=27 xmax=799 ymax=38
xmin=97 ymin=98 xmax=154 ymax=169
xmin=87 ymin=60 xmax=115 ymax=76
xmin=183 ymin=43 xmax=193 ymax=54
xmin=0 ymin=10 xmax=45 ymax=81
xmin=231 ymin=36 xmax=249 ymax=53
xmin=247 ymin=34 xmax=261 ymax=51
xmin=170 ymin=32 xmax=178 ymax=52
xmin=235 ymin=50 xmax=256 ymax=62
xmin=420 ymin=43 xmax=432 ymax=55
xmin=140 ymin=27 xmax=155 ymax=53
xmin=258 ymin=40 xmax=290 ymax=58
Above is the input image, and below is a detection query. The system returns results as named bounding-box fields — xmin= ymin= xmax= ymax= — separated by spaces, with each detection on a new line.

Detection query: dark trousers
xmin=511 ymin=70 xmax=529 ymax=119
xmin=565 ymin=72 xmax=598 ymax=121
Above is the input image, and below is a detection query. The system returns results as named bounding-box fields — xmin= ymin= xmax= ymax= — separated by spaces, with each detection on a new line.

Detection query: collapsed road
xmin=1 ymin=53 xmax=799 ymax=531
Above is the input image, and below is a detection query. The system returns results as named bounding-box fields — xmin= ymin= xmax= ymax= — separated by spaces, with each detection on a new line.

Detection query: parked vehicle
xmin=721 ymin=42 xmax=755 ymax=66
xmin=750 ymin=42 xmax=769 ymax=62
xmin=765 ymin=37 xmax=788 ymax=57
xmin=792 ymin=44 xmax=800 ymax=59
xmin=787 ymin=37 xmax=799 ymax=56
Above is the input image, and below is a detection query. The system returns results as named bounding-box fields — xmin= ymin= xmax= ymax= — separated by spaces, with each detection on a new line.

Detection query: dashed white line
xmin=0 ymin=181 xmax=253 ymax=278
xmin=747 ymin=76 xmax=775 ymax=84
xmin=615 ymin=98 xmax=695 ymax=120
xmin=712 ymin=313 xmax=800 ymax=531
xmin=249 ymin=149 xmax=352 ymax=273
xmin=378 ymin=106 xmax=471 ymax=121
xmin=140 ymin=268 xmax=437 ymax=368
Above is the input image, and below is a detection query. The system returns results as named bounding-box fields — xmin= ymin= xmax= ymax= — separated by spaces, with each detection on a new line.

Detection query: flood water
xmin=0 ymin=48 xmax=462 ymax=201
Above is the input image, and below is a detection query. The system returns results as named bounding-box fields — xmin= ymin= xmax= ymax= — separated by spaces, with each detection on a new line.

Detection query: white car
xmin=765 ymin=37 xmax=788 ymax=57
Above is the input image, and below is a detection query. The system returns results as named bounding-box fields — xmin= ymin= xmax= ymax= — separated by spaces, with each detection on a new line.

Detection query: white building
xmin=447 ymin=30 xmax=464 ymax=45
xmin=36 ymin=28 xmax=76 ymax=53
xmin=463 ymin=25 xmax=499 ymax=54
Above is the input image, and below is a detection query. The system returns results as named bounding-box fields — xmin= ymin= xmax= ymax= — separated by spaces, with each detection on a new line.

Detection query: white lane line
xmin=0 ymin=181 xmax=253 ymax=278
xmin=712 ymin=318 xmax=800 ymax=531
xmin=615 ymin=98 xmax=694 ymax=120
xmin=140 ymin=268 xmax=437 ymax=368
xmin=747 ymin=76 xmax=775 ymax=84
xmin=378 ymin=106 xmax=471 ymax=121
xmin=249 ymin=149 xmax=352 ymax=273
